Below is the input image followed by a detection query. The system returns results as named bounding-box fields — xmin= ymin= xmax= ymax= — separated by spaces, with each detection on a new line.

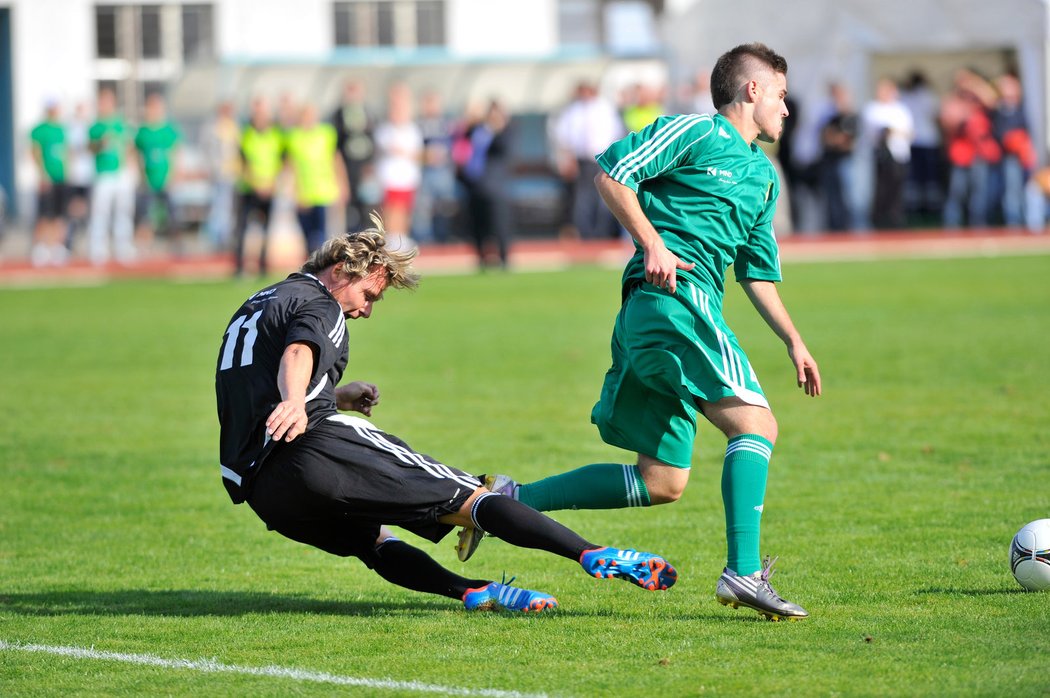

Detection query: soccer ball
xmin=1010 ymin=519 xmax=1050 ymax=591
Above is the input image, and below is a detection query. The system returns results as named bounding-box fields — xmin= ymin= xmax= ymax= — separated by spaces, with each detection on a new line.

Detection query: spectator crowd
xmin=781 ymin=66 xmax=1042 ymax=234
xmin=23 ymin=65 xmax=1045 ymax=272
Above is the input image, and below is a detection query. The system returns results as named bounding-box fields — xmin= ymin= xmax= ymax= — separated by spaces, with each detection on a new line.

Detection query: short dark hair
xmin=710 ymin=43 xmax=788 ymax=110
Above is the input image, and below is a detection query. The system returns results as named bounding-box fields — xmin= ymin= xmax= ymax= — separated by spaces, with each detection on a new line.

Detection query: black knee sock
xmin=471 ymin=493 xmax=597 ymax=561
xmin=372 ymin=539 xmax=488 ymax=599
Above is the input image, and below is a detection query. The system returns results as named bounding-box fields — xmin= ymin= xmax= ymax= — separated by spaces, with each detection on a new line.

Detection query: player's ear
xmin=746 ymin=79 xmax=760 ymax=102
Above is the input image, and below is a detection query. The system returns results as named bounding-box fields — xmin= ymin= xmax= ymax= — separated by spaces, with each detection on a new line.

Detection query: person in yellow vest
xmin=233 ymin=97 xmax=284 ymax=277
xmin=622 ymin=82 xmax=666 ymax=133
xmin=284 ymin=103 xmax=348 ymax=255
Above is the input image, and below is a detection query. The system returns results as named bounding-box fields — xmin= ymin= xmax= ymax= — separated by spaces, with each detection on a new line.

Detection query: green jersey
xmin=30 ymin=120 xmax=66 ymax=183
xmin=596 ymin=113 xmax=782 ymax=298
xmin=89 ymin=116 xmax=128 ymax=174
xmin=134 ymin=121 xmax=180 ymax=191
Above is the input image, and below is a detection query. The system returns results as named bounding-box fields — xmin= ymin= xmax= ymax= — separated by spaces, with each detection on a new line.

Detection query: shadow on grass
xmin=0 ymin=589 xmax=745 ymax=622
xmin=915 ymin=586 xmax=1028 ymax=597
xmin=0 ymin=589 xmax=451 ymax=617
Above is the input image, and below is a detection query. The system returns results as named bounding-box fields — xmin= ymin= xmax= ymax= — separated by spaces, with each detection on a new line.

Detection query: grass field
xmin=2 ymin=253 xmax=1049 ymax=696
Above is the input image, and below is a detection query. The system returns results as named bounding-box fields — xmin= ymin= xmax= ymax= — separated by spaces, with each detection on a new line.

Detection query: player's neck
xmin=314 ymin=267 xmax=339 ymax=292
xmin=717 ymin=108 xmax=758 ymax=144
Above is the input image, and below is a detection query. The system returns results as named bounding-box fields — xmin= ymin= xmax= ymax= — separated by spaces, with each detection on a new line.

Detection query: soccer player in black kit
xmin=215 ymin=220 xmax=679 ymax=612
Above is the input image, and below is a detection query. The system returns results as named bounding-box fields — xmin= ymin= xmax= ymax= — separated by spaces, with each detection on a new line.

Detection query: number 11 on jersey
xmin=219 ymin=309 xmax=263 ymax=370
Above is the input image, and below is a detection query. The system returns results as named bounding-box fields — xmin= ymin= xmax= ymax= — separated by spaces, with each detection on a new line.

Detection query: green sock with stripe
xmin=722 ymin=434 xmax=772 ymax=577
xmin=517 ymin=463 xmax=651 ymax=511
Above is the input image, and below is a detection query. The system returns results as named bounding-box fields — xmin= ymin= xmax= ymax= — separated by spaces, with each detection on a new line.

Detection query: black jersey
xmin=215 ymin=273 xmax=348 ymax=503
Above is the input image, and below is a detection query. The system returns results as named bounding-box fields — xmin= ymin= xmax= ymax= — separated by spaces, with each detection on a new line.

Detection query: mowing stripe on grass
xmin=0 ymin=640 xmax=550 ymax=697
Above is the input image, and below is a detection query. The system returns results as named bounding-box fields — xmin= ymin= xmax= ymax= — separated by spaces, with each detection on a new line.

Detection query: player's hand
xmin=643 ymin=241 xmax=695 ymax=294
xmin=266 ymin=399 xmax=309 ymax=442
xmin=336 ymin=381 xmax=380 ymax=416
xmin=788 ymin=342 xmax=822 ymax=397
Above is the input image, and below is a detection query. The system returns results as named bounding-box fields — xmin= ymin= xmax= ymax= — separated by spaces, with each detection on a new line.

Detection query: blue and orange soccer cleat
xmin=462 ymin=580 xmax=558 ymax=613
xmin=580 ymin=547 xmax=678 ymax=591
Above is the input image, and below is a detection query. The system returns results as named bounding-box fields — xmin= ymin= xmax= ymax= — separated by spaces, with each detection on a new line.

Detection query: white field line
xmin=0 ymin=640 xmax=551 ymax=698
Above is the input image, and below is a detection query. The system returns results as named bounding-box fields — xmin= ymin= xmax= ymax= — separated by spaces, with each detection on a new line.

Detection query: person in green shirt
xmin=29 ymin=100 xmax=69 ymax=265
xmin=284 ymin=102 xmax=347 ymax=255
xmin=133 ymin=93 xmax=181 ymax=248
xmin=460 ymin=44 xmax=822 ymax=621
xmin=87 ymin=87 xmax=136 ymax=265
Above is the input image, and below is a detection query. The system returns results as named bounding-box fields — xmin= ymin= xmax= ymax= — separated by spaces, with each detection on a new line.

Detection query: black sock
xmin=471 ymin=493 xmax=597 ymax=561
xmin=372 ymin=539 xmax=488 ymax=599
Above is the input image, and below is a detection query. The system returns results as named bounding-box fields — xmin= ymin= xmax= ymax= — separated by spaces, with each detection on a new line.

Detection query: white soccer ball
xmin=1010 ymin=519 xmax=1050 ymax=591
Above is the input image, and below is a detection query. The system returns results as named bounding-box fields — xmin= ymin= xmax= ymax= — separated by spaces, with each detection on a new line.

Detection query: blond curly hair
xmin=301 ymin=214 xmax=420 ymax=290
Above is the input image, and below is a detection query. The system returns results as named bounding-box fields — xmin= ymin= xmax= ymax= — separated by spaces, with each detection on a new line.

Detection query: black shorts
xmin=245 ymin=415 xmax=481 ymax=564
xmin=37 ymin=183 xmax=68 ymax=219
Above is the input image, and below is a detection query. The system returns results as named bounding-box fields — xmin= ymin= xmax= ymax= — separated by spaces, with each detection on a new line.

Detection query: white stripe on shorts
xmin=679 ymin=281 xmax=770 ymax=409
xmin=326 ymin=414 xmax=480 ymax=489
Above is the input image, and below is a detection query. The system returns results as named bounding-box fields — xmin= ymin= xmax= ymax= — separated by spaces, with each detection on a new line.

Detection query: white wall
xmin=448 ymin=0 xmax=557 ymax=57
xmin=217 ymin=0 xmax=332 ymax=60
xmin=10 ymin=0 xmax=96 ymax=207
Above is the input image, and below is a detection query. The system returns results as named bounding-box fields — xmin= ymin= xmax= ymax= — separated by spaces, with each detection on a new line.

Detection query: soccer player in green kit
xmin=133 ymin=93 xmax=181 ymax=247
xmin=459 ymin=43 xmax=822 ymax=621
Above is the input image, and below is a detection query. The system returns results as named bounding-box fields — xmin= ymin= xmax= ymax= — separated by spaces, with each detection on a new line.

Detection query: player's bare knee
xmin=761 ymin=412 xmax=779 ymax=444
xmin=638 ymin=455 xmax=689 ymax=504
xmin=725 ymin=407 xmax=778 ymax=443
xmin=647 ymin=481 xmax=686 ymax=504
xmin=440 ymin=486 xmax=488 ymax=528
xmin=374 ymin=526 xmax=396 ymax=547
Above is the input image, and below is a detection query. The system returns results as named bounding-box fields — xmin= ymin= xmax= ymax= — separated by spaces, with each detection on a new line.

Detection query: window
xmin=95 ymin=4 xmax=214 ymax=62
xmin=139 ymin=5 xmax=162 ymax=59
xmin=333 ymin=1 xmax=445 ymax=49
xmin=334 ymin=3 xmax=354 ymax=46
xmin=95 ymin=5 xmax=119 ymax=58
xmin=376 ymin=2 xmax=395 ymax=46
xmin=415 ymin=1 xmax=444 ymax=47
xmin=93 ymin=3 xmax=215 ymax=118
xmin=181 ymin=5 xmax=214 ymax=63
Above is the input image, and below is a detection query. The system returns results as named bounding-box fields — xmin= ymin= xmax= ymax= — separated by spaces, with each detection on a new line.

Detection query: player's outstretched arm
xmin=335 ymin=381 xmax=380 ymax=416
xmin=594 ymin=171 xmax=694 ymax=294
xmin=740 ymin=280 xmax=822 ymax=397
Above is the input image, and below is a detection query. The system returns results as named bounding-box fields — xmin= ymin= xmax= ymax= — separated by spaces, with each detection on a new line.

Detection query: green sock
xmin=517 ymin=463 xmax=651 ymax=511
xmin=721 ymin=434 xmax=772 ymax=577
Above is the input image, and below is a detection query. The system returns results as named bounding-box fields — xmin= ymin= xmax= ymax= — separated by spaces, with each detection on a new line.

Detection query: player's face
xmin=333 ymin=270 xmax=388 ymax=319
xmin=754 ymin=72 xmax=789 ymax=143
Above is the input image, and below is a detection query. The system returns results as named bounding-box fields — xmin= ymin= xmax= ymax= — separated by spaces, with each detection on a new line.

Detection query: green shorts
xmin=590 ymin=280 xmax=768 ymax=468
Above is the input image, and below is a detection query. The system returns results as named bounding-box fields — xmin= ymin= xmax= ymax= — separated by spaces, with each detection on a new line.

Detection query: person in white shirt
xmin=552 ymin=81 xmax=625 ymax=239
xmin=861 ymin=78 xmax=914 ymax=229
xmin=899 ymin=71 xmax=943 ymax=219
xmin=374 ymin=84 xmax=423 ymax=251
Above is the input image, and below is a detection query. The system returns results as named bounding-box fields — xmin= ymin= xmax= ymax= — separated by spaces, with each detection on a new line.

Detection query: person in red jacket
xmin=941 ymin=69 xmax=1001 ymax=228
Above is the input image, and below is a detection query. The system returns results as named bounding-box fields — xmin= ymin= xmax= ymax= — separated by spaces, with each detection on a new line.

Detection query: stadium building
xmin=0 ymin=0 xmax=667 ymax=223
